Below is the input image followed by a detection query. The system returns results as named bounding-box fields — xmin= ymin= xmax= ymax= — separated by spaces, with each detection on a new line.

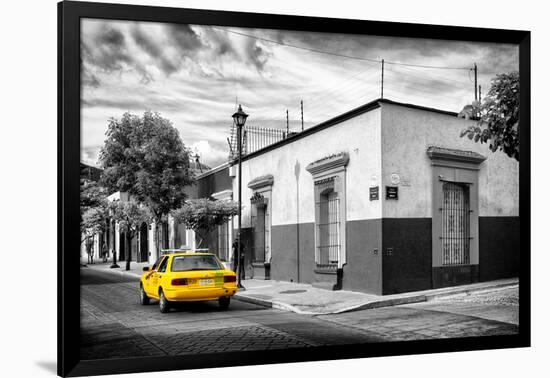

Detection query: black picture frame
xmin=58 ymin=1 xmax=531 ymax=376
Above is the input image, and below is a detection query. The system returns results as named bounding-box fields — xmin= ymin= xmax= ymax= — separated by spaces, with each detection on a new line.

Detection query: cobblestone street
xmin=80 ymin=267 xmax=519 ymax=360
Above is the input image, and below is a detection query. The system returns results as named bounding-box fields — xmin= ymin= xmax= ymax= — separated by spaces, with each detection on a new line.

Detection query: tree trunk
xmin=125 ymin=228 xmax=131 ymax=271
xmin=153 ymin=218 xmax=159 ymax=261
xmin=195 ymin=230 xmax=206 ymax=249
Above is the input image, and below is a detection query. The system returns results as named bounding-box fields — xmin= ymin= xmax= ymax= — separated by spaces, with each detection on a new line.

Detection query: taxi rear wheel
xmin=218 ymin=296 xmax=230 ymax=310
xmin=159 ymin=289 xmax=171 ymax=313
xmin=139 ymin=284 xmax=150 ymax=305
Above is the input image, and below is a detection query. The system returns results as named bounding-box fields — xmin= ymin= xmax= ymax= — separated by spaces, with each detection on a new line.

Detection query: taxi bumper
xmin=163 ymin=285 xmax=237 ymax=301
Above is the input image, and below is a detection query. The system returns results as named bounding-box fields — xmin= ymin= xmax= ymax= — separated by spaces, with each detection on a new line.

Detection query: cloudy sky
xmin=81 ymin=18 xmax=519 ymax=168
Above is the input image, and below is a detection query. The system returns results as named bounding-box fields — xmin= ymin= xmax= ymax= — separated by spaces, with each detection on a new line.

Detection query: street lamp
xmin=232 ymin=104 xmax=248 ymax=289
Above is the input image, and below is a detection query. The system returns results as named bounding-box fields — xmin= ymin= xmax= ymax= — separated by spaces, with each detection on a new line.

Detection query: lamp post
xmin=109 ymin=218 xmax=119 ymax=269
xmin=232 ymin=104 xmax=248 ymax=289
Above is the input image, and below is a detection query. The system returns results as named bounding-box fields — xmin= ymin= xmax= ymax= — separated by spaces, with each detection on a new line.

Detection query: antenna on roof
xmin=195 ymin=153 xmax=203 ymax=173
xmin=381 ymin=59 xmax=385 ymax=99
xmin=301 ymin=100 xmax=304 ymax=131
xmin=286 ymin=109 xmax=289 ymax=134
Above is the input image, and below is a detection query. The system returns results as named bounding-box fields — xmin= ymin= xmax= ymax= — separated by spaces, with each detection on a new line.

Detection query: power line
xmin=212 ymin=27 xmax=380 ymax=64
xmin=385 ymin=64 xmax=469 ymax=88
xmin=384 ymin=60 xmax=470 ymax=70
xmin=212 ymin=26 xmax=471 ymax=71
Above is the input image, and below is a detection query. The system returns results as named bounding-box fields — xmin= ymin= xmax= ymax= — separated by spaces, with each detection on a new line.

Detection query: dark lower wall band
xmin=234 ymin=216 xmax=519 ymax=295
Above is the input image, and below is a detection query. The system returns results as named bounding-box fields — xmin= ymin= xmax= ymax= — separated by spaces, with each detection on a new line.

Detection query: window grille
xmin=316 ymin=192 xmax=340 ymax=269
xmin=441 ymin=182 xmax=471 ymax=266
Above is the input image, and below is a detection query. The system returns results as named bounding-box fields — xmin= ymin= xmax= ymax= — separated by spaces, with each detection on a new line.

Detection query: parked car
xmin=140 ymin=252 xmax=237 ymax=313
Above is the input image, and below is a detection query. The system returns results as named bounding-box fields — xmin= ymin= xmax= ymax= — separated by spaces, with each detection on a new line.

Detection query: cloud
xmin=81 ymin=24 xmax=153 ymax=86
xmin=80 ymin=145 xmax=102 ymax=166
xmin=190 ymin=140 xmax=229 ymax=167
xmin=165 ymin=24 xmax=202 ymax=53
xmin=81 ymin=20 xmax=519 ymax=171
xmin=131 ymin=25 xmax=179 ymax=75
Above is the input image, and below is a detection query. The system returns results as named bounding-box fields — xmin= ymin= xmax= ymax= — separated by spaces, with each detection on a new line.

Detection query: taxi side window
xmin=157 ymin=257 xmax=169 ymax=273
xmin=151 ymin=257 xmax=163 ymax=271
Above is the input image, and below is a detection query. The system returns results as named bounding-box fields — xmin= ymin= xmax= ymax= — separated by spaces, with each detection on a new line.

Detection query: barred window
xmin=441 ymin=182 xmax=471 ymax=266
xmin=316 ymin=189 xmax=340 ymax=270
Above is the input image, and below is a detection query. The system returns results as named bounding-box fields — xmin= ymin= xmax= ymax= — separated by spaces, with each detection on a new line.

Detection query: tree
xmin=172 ymin=199 xmax=239 ymax=249
xmin=81 ymin=204 xmax=110 ymax=264
xmin=110 ymin=200 xmax=151 ymax=271
xmin=80 ymin=180 xmax=108 ymax=219
xmin=458 ymin=71 xmax=520 ymax=161
xmin=99 ymin=111 xmax=194 ymax=257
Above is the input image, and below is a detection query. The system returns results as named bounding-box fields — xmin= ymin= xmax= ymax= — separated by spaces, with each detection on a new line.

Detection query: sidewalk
xmin=82 ymin=260 xmax=147 ymax=279
xmin=234 ymin=278 xmax=519 ymax=315
xmin=82 ymin=262 xmax=518 ymax=315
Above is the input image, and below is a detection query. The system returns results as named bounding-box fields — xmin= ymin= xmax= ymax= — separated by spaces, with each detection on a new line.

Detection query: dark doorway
xmin=253 ymin=204 xmax=266 ymax=263
xmin=433 ymin=181 xmax=478 ymax=288
xmin=139 ymin=223 xmax=148 ymax=262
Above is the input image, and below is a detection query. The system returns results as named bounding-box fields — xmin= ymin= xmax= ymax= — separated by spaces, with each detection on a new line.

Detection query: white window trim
xmin=306 ymin=152 xmax=349 ymax=269
xmin=248 ymin=175 xmax=274 ymax=264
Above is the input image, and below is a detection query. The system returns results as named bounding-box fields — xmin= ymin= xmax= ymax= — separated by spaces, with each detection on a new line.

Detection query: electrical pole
xmin=478 ymin=85 xmax=482 ymax=102
xmin=301 ymin=100 xmax=304 ymax=131
xmin=474 ymin=63 xmax=478 ymax=102
xmin=381 ymin=59 xmax=385 ymax=99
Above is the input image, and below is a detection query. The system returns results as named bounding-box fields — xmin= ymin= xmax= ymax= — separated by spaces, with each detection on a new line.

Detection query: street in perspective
xmin=80 ymin=264 xmax=518 ymax=359
xmin=79 ymin=19 xmax=521 ymax=361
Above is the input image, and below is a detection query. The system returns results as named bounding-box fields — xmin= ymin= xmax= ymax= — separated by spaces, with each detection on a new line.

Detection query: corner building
xmin=230 ymin=99 xmax=519 ymax=295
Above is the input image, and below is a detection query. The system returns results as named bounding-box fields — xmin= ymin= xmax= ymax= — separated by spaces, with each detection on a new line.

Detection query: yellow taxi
xmin=139 ymin=251 xmax=237 ymax=313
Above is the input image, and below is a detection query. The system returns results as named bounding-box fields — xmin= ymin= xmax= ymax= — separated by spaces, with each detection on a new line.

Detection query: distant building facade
xmin=98 ymin=159 xmax=211 ymax=266
xmin=80 ymin=162 xmax=104 ymax=263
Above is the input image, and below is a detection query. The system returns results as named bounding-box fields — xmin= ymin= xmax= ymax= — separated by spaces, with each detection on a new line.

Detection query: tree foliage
xmin=458 ymin=71 xmax=519 ymax=161
xmin=110 ymin=200 xmax=151 ymax=235
xmin=99 ymin=111 xmax=194 ymax=221
xmin=80 ymin=179 xmax=108 ymax=220
xmin=172 ymin=199 xmax=239 ymax=248
xmin=81 ymin=205 xmax=110 ymax=242
xmin=99 ymin=111 xmax=194 ymax=253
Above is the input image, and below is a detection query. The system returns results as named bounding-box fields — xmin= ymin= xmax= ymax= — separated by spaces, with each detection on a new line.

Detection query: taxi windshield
xmin=171 ymin=255 xmax=222 ymax=272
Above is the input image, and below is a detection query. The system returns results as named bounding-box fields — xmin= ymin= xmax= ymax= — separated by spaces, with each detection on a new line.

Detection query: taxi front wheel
xmin=219 ymin=296 xmax=230 ymax=310
xmin=159 ymin=289 xmax=171 ymax=313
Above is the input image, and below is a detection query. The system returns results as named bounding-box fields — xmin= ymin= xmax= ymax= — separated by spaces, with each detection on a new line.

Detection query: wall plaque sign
xmin=390 ymin=173 xmax=400 ymax=185
xmin=386 ymin=186 xmax=398 ymax=200
xmin=369 ymin=186 xmax=379 ymax=201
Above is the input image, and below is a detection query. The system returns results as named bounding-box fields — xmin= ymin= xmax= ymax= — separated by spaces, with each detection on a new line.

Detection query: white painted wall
xmin=380 ymin=102 xmax=519 ymax=218
xmin=232 ymin=107 xmax=383 ymax=226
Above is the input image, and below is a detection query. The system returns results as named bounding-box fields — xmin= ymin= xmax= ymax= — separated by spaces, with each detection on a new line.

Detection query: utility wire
xmin=212 ymin=26 xmax=380 ymax=64
xmin=213 ymin=26 xmax=471 ymax=70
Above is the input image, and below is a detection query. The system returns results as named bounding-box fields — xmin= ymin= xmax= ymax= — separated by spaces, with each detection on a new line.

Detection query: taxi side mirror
xmin=143 ymin=267 xmax=150 ymax=272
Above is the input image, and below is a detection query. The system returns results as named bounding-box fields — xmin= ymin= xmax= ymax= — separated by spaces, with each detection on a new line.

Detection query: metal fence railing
xmin=228 ymin=124 xmax=294 ymax=160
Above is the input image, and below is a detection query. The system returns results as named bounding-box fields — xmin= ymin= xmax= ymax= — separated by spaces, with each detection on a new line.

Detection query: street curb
xmin=84 ymin=265 xmax=517 ymax=315
xmin=234 ymin=279 xmax=519 ymax=315
xmin=234 ymin=295 xmax=273 ymax=309
xmin=424 ymin=280 xmax=518 ymax=301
